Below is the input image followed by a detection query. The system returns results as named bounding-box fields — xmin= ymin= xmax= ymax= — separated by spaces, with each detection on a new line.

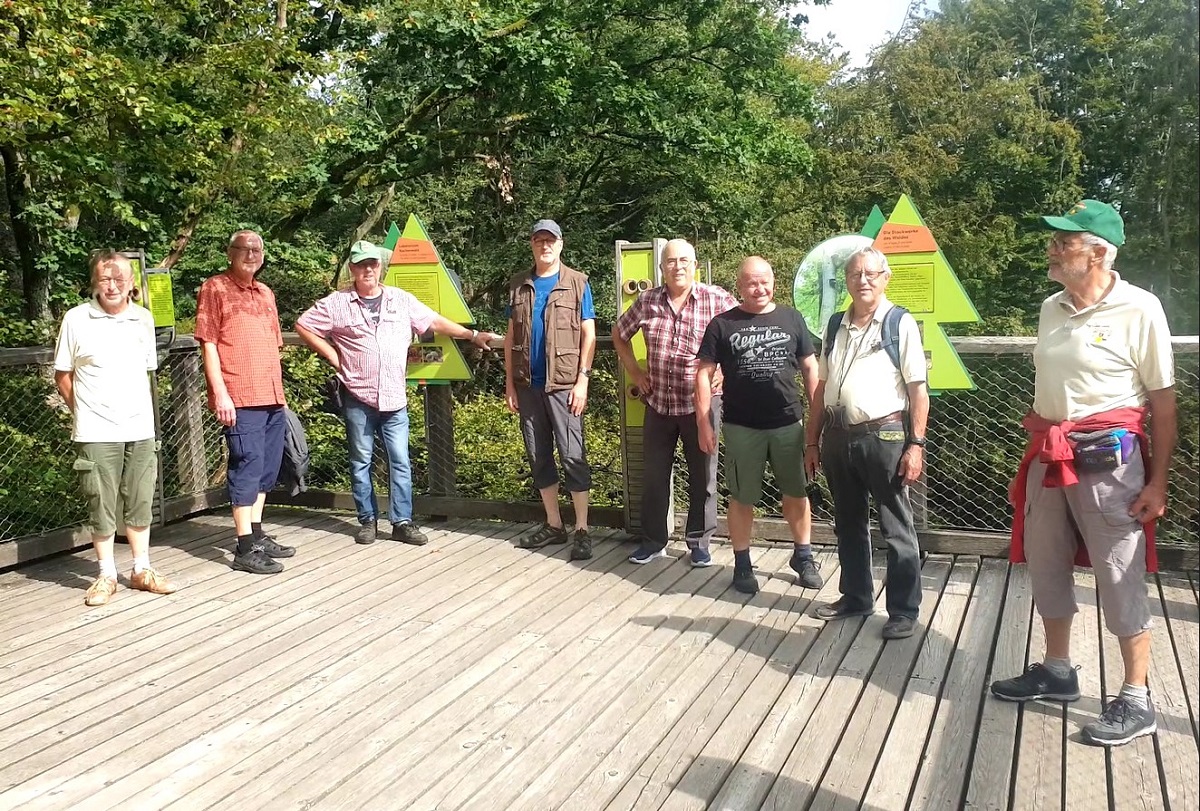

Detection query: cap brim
xmin=1040 ymin=215 xmax=1087 ymax=232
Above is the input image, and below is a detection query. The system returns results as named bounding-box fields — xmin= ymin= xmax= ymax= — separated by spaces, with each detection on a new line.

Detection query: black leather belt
xmin=827 ymin=410 xmax=906 ymax=434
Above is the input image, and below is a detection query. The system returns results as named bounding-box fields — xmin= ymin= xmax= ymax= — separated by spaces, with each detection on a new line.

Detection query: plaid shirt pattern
xmin=615 ymin=282 xmax=738 ymax=415
xmin=296 ymin=286 xmax=436 ymax=412
xmin=194 ymin=273 xmax=285 ymax=409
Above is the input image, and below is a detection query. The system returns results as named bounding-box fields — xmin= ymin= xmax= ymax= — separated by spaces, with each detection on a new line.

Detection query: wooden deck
xmin=0 ymin=510 xmax=1196 ymax=811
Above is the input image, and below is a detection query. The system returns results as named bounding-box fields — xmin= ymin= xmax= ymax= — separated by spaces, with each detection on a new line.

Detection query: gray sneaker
xmin=1081 ymin=695 xmax=1157 ymax=747
xmin=990 ymin=663 xmax=1081 ymax=702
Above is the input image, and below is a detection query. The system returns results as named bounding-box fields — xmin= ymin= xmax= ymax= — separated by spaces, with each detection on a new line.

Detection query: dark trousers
xmin=641 ymin=398 xmax=720 ymax=550
xmin=822 ymin=427 xmax=922 ymax=619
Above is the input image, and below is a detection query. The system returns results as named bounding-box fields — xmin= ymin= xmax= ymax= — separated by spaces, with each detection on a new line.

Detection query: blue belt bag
xmin=1068 ymin=428 xmax=1135 ymax=472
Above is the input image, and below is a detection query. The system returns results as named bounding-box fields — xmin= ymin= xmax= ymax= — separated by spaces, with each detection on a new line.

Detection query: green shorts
xmin=723 ymin=422 xmax=809 ymax=505
xmin=73 ymin=440 xmax=158 ymax=536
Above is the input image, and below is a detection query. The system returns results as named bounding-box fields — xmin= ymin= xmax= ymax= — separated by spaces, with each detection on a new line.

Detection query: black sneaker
xmin=391 ymin=522 xmax=429 ymax=545
xmin=518 ymin=523 xmax=568 ymax=549
xmin=569 ymin=529 xmax=593 ymax=561
xmin=1081 ymin=694 xmax=1157 ymax=746
xmin=233 ymin=547 xmax=284 ymax=575
xmin=255 ymin=535 xmax=295 ymax=559
xmin=732 ymin=567 xmax=759 ymax=595
xmin=789 ymin=552 xmax=823 ymax=589
xmin=355 ymin=521 xmax=377 ymax=545
xmin=990 ymin=663 xmax=1081 ymax=702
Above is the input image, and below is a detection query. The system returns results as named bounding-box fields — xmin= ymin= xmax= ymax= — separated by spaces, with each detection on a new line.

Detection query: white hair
xmin=1080 ymin=232 xmax=1118 ymax=271
xmin=844 ymin=246 xmax=891 ymax=275
xmin=228 ymin=229 xmax=262 ymax=249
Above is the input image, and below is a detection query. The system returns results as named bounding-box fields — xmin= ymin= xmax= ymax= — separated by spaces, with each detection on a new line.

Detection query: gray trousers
xmin=641 ymin=398 xmax=721 ymax=550
xmin=516 ymin=386 xmax=591 ymax=493
xmin=822 ymin=424 xmax=922 ymax=620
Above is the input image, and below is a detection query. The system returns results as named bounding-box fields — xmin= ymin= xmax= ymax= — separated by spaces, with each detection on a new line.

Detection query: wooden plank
xmin=494 ymin=551 xmax=812 ymax=811
xmin=544 ymin=551 xmax=841 ymax=811
xmin=1098 ymin=574 xmax=1164 ymax=811
xmin=1147 ymin=576 xmax=1200 ymax=810
xmin=242 ymin=536 xmax=652 ymax=811
xmin=1011 ymin=590 xmax=1065 ymax=811
xmin=0 ymin=520 xmax=485 ymax=783
xmin=398 ymin=551 xmax=789 ymax=811
xmin=965 ymin=564 xmax=1032 ymax=811
xmin=1062 ymin=572 xmax=1110 ymax=811
xmin=1157 ymin=575 xmax=1199 ymax=741
xmin=863 ymin=558 xmax=987 ymax=810
xmin=756 ymin=560 xmax=953 ymax=810
xmin=0 ymin=521 xmax=514 ymax=805
xmin=804 ymin=558 xmax=971 ymax=811
xmin=87 ymin=533 xmax=634 ymax=810
xmin=732 ymin=517 xmax=1013 ymax=558
xmin=904 ymin=558 xmax=1008 ymax=809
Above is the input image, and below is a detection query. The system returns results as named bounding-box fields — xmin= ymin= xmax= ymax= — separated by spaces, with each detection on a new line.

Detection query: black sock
xmin=793 ymin=544 xmax=812 ymax=560
xmin=251 ymin=521 xmax=264 ymax=538
xmin=734 ymin=549 xmax=752 ymax=571
xmin=236 ymin=533 xmax=257 ymax=555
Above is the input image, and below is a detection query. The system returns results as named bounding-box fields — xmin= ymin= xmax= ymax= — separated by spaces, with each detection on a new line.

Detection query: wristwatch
xmin=579 ymin=368 xmax=592 ymax=378
xmin=906 ymin=435 xmax=927 ymax=447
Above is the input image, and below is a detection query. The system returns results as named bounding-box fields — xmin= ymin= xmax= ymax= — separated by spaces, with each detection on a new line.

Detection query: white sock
xmin=133 ymin=554 xmax=150 ymax=574
xmin=1043 ymin=657 xmax=1072 ymax=678
xmin=99 ymin=558 xmax=118 ymax=579
xmin=1119 ymin=682 xmax=1150 ymax=709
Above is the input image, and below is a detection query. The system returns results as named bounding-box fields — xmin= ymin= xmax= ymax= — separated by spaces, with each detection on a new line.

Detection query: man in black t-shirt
xmin=696 ymin=256 xmax=823 ymax=594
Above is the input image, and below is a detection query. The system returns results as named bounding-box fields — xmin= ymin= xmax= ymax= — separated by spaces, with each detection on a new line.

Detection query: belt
xmin=828 ymin=410 xmax=906 ymax=435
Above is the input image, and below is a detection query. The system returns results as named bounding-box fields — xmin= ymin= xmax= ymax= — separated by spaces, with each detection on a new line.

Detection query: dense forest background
xmin=2 ymin=0 xmax=1197 ymax=341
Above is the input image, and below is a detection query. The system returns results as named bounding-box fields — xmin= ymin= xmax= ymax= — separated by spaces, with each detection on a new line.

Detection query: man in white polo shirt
xmin=803 ymin=246 xmax=929 ymax=640
xmin=990 ymin=200 xmax=1176 ymax=748
xmin=54 ymin=250 xmax=178 ymax=606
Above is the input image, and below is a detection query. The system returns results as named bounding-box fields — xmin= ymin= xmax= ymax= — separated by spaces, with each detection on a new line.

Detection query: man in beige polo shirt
xmin=990 ymin=200 xmax=1176 ymax=748
xmin=803 ymin=246 xmax=929 ymax=640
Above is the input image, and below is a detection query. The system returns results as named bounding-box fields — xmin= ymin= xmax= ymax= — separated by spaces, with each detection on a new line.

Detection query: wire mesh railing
xmin=2 ymin=336 xmax=1197 ymax=558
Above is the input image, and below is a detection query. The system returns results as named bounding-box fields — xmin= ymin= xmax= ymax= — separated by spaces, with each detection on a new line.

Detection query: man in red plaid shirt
xmin=613 ymin=239 xmax=737 ymax=567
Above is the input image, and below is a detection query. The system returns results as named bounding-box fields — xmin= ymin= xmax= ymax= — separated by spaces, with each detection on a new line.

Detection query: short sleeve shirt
xmin=54 ymin=300 xmax=157 ymax=443
xmin=615 ymin=283 xmax=738 ymax=415
xmin=194 ymin=272 xmax=286 ymax=409
xmin=817 ymin=299 xmax=927 ymax=425
xmin=296 ymin=285 xmax=437 ymax=412
xmin=1033 ymin=272 xmax=1174 ymax=421
xmin=697 ymin=305 xmax=816 ymax=429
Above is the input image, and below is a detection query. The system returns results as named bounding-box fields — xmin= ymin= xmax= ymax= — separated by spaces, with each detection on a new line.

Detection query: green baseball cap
xmin=349 ymin=239 xmax=389 ymax=264
xmin=1040 ymin=199 xmax=1125 ymax=247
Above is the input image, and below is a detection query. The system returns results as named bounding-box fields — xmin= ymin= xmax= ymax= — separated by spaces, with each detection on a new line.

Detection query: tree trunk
xmin=1 ymin=146 xmax=49 ymax=321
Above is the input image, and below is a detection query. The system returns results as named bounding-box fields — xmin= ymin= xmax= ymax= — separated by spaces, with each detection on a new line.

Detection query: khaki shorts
xmin=1022 ymin=442 xmax=1151 ymax=637
xmin=74 ymin=440 xmax=158 ymax=537
xmin=723 ymin=421 xmax=808 ymax=505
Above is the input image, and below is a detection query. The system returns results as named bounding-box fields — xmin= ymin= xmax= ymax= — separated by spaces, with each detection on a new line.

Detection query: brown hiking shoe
xmin=84 ymin=576 xmax=118 ymax=607
xmin=129 ymin=567 xmax=179 ymax=595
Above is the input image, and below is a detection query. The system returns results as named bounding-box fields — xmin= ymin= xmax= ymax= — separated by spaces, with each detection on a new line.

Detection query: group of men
xmin=55 ymin=200 xmax=1176 ymax=748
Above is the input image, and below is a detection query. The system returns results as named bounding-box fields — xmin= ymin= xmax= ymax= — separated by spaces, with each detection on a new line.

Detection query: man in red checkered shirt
xmin=613 ymin=239 xmax=737 ymax=567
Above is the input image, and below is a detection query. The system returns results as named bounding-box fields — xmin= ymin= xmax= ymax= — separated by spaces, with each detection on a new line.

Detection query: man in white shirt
xmin=804 ymin=246 xmax=929 ymax=640
xmin=54 ymin=250 xmax=178 ymax=606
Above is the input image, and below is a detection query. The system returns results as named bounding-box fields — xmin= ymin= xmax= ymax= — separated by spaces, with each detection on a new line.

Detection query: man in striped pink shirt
xmin=297 ymin=240 xmax=501 ymax=545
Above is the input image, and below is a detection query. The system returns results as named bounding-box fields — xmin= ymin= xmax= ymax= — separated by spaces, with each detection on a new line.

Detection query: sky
xmin=794 ymin=0 xmax=928 ymax=68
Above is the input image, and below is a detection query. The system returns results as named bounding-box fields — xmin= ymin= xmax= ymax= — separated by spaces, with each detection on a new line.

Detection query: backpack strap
xmin=823 ymin=310 xmax=846 ymax=358
xmin=881 ymin=305 xmax=908 ymax=380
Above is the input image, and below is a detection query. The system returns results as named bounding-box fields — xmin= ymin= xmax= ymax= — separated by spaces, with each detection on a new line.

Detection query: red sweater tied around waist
xmin=1009 ymin=406 xmax=1158 ymax=572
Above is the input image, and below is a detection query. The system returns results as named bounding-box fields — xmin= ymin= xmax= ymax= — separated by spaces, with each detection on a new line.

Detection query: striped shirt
xmin=615 ymin=282 xmax=738 ymax=415
xmin=194 ymin=272 xmax=285 ymax=409
xmin=296 ymin=285 xmax=437 ymax=412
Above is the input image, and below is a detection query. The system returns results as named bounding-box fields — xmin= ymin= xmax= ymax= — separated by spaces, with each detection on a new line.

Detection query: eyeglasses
xmin=97 ymin=276 xmax=129 ymax=287
xmin=1048 ymin=235 xmax=1086 ymax=253
xmin=663 ymin=257 xmax=694 ymax=267
xmin=846 ymin=268 xmax=886 ymax=282
xmin=231 ymin=245 xmax=264 ymax=255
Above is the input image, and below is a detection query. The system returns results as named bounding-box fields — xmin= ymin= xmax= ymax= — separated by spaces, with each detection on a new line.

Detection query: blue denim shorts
xmin=225 ymin=406 xmax=285 ymax=507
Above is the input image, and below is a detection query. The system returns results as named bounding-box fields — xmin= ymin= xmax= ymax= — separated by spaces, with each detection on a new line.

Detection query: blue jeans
xmin=343 ymin=395 xmax=412 ymax=525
